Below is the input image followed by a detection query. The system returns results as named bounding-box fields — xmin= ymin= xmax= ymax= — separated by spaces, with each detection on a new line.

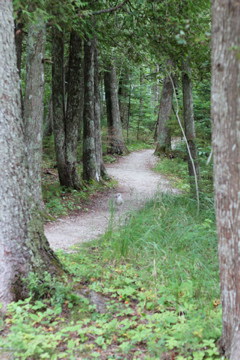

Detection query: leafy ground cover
xmin=0 ymin=192 xmax=222 ymax=359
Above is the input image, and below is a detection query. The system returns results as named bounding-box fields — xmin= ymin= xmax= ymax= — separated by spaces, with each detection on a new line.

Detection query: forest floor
xmin=45 ymin=149 xmax=180 ymax=251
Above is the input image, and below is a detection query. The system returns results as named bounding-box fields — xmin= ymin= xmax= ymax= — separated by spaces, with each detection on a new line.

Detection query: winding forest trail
xmin=45 ymin=149 xmax=179 ymax=251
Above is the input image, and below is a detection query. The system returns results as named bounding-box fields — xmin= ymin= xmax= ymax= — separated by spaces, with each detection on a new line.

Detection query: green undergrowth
xmin=126 ymin=141 xmax=153 ymax=152
xmin=42 ymin=179 xmax=116 ymax=219
xmin=154 ymin=144 xmax=213 ymax=195
xmin=0 ymin=194 xmax=222 ymax=359
xmin=154 ymin=157 xmax=190 ymax=192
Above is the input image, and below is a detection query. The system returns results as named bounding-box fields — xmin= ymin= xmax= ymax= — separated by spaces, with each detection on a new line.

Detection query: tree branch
xmin=169 ymin=72 xmax=200 ymax=214
xmin=92 ymin=0 xmax=129 ymax=15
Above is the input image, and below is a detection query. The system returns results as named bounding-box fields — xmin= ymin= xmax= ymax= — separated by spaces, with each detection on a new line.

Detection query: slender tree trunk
xmin=212 ymin=1 xmax=240 ymax=359
xmin=154 ymin=62 xmax=173 ymax=155
xmin=43 ymin=95 xmax=53 ymax=137
xmin=94 ymin=39 xmax=107 ymax=179
xmin=23 ymin=18 xmax=46 ymax=206
xmin=0 ymin=1 xmax=62 ymax=311
xmin=127 ymin=83 xmax=131 ymax=143
xmin=137 ymin=68 xmax=143 ymax=140
xmin=52 ymin=28 xmax=82 ymax=189
xmin=104 ymin=63 xmax=127 ymax=155
xmin=83 ymin=37 xmax=98 ymax=181
xmin=152 ymin=64 xmax=160 ymax=116
xmin=182 ymin=59 xmax=200 ymax=191
xmin=118 ymin=70 xmax=130 ymax=129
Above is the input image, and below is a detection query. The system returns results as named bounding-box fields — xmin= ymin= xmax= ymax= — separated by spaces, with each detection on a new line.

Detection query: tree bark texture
xmin=211 ymin=1 xmax=240 ymax=359
xmin=118 ymin=70 xmax=130 ymax=129
xmin=104 ymin=63 xmax=128 ymax=155
xmin=52 ymin=28 xmax=82 ymax=189
xmin=52 ymin=27 xmax=66 ymax=184
xmin=65 ymin=30 xmax=83 ymax=188
xmin=0 ymin=1 xmax=62 ymax=310
xmin=83 ymin=37 xmax=98 ymax=181
xmin=43 ymin=95 xmax=53 ymax=137
xmin=14 ymin=15 xmax=24 ymax=115
xmin=137 ymin=68 xmax=143 ymax=141
xmin=23 ymin=18 xmax=46 ymax=206
xmin=182 ymin=60 xmax=200 ymax=191
xmin=94 ymin=39 xmax=107 ymax=179
xmin=154 ymin=62 xmax=173 ymax=155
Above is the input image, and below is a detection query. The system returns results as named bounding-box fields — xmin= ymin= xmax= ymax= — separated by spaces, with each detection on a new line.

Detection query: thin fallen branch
xmin=169 ymin=72 xmax=200 ymax=214
xmin=92 ymin=0 xmax=129 ymax=15
xmin=206 ymin=149 xmax=213 ymax=165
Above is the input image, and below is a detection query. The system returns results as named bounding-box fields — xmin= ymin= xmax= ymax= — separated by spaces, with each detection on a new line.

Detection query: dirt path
xmin=45 ymin=149 xmax=179 ymax=251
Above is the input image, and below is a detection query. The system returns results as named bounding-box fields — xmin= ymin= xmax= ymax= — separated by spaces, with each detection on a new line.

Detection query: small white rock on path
xmin=44 ymin=149 xmax=179 ymax=251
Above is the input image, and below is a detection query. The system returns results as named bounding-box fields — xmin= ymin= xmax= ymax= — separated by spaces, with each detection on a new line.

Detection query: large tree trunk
xmin=0 ymin=1 xmax=62 ymax=311
xmin=52 ymin=27 xmax=67 ymax=185
xmin=65 ymin=30 xmax=83 ymax=189
xmin=211 ymin=1 xmax=240 ymax=359
xmin=182 ymin=60 xmax=200 ymax=192
xmin=154 ymin=61 xmax=174 ymax=155
xmin=104 ymin=63 xmax=128 ymax=155
xmin=23 ymin=17 xmax=46 ymax=206
xmin=52 ymin=28 xmax=82 ymax=189
xmin=83 ymin=37 xmax=98 ymax=181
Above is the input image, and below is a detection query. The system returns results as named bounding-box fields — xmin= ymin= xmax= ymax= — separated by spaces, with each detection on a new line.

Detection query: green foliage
xmin=23 ymin=272 xmax=81 ymax=308
xmin=154 ymin=143 xmax=213 ymax=195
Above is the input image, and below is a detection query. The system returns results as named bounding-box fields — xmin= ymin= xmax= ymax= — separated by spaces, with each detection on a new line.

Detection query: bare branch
xmin=92 ymin=0 xmax=129 ymax=15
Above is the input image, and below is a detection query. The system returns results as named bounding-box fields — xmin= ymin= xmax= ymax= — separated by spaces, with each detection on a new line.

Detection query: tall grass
xmin=101 ymin=193 xmax=219 ymax=303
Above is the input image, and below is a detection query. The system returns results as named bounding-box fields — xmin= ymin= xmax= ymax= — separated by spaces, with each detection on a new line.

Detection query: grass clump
xmin=0 ymin=193 xmax=222 ymax=359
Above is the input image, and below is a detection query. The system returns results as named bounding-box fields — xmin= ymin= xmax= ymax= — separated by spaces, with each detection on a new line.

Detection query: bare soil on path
xmin=45 ymin=149 xmax=179 ymax=251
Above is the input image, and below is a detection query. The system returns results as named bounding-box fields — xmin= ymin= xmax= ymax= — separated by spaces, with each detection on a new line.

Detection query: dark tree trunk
xmin=182 ymin=59 xmax=200 ymax=191
xmin=44 ymin=96 xmax=53 ymax=137
xmin=212 ymin=1 xmax=240 ymax=359
xmin=152 ymin=65 xmax=160 ymax=116
xmin=104 ymin=63 xmax=127 ymax=155
xmin=118 ymin=70 xmax=130 ymax=129
xmin=52 ymin=27 xmax=67 ymax=184
xmin=127 ymin=83 xmax=132 ymax=143
xmin=14 ymin=21 xmax=23 ymax=76
xmin=83 ymin=37 xmax=98 ymax=181
xmin=0 ymin=1 xmax=62 ymax=311
xmin=137 ymin=68 xmax=143 ymax=140
xmin=94 ymin=39 xmax=107 ymax=179
xmin=52 ymin=28 xmax=82 ymax=189
xmin=65 ymin=30 xmax=83 ymax=189
xmin=14 ymin=15 xmax=24 ymax=115
xmin=154 ymin=61 xmax=173 ymax=155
